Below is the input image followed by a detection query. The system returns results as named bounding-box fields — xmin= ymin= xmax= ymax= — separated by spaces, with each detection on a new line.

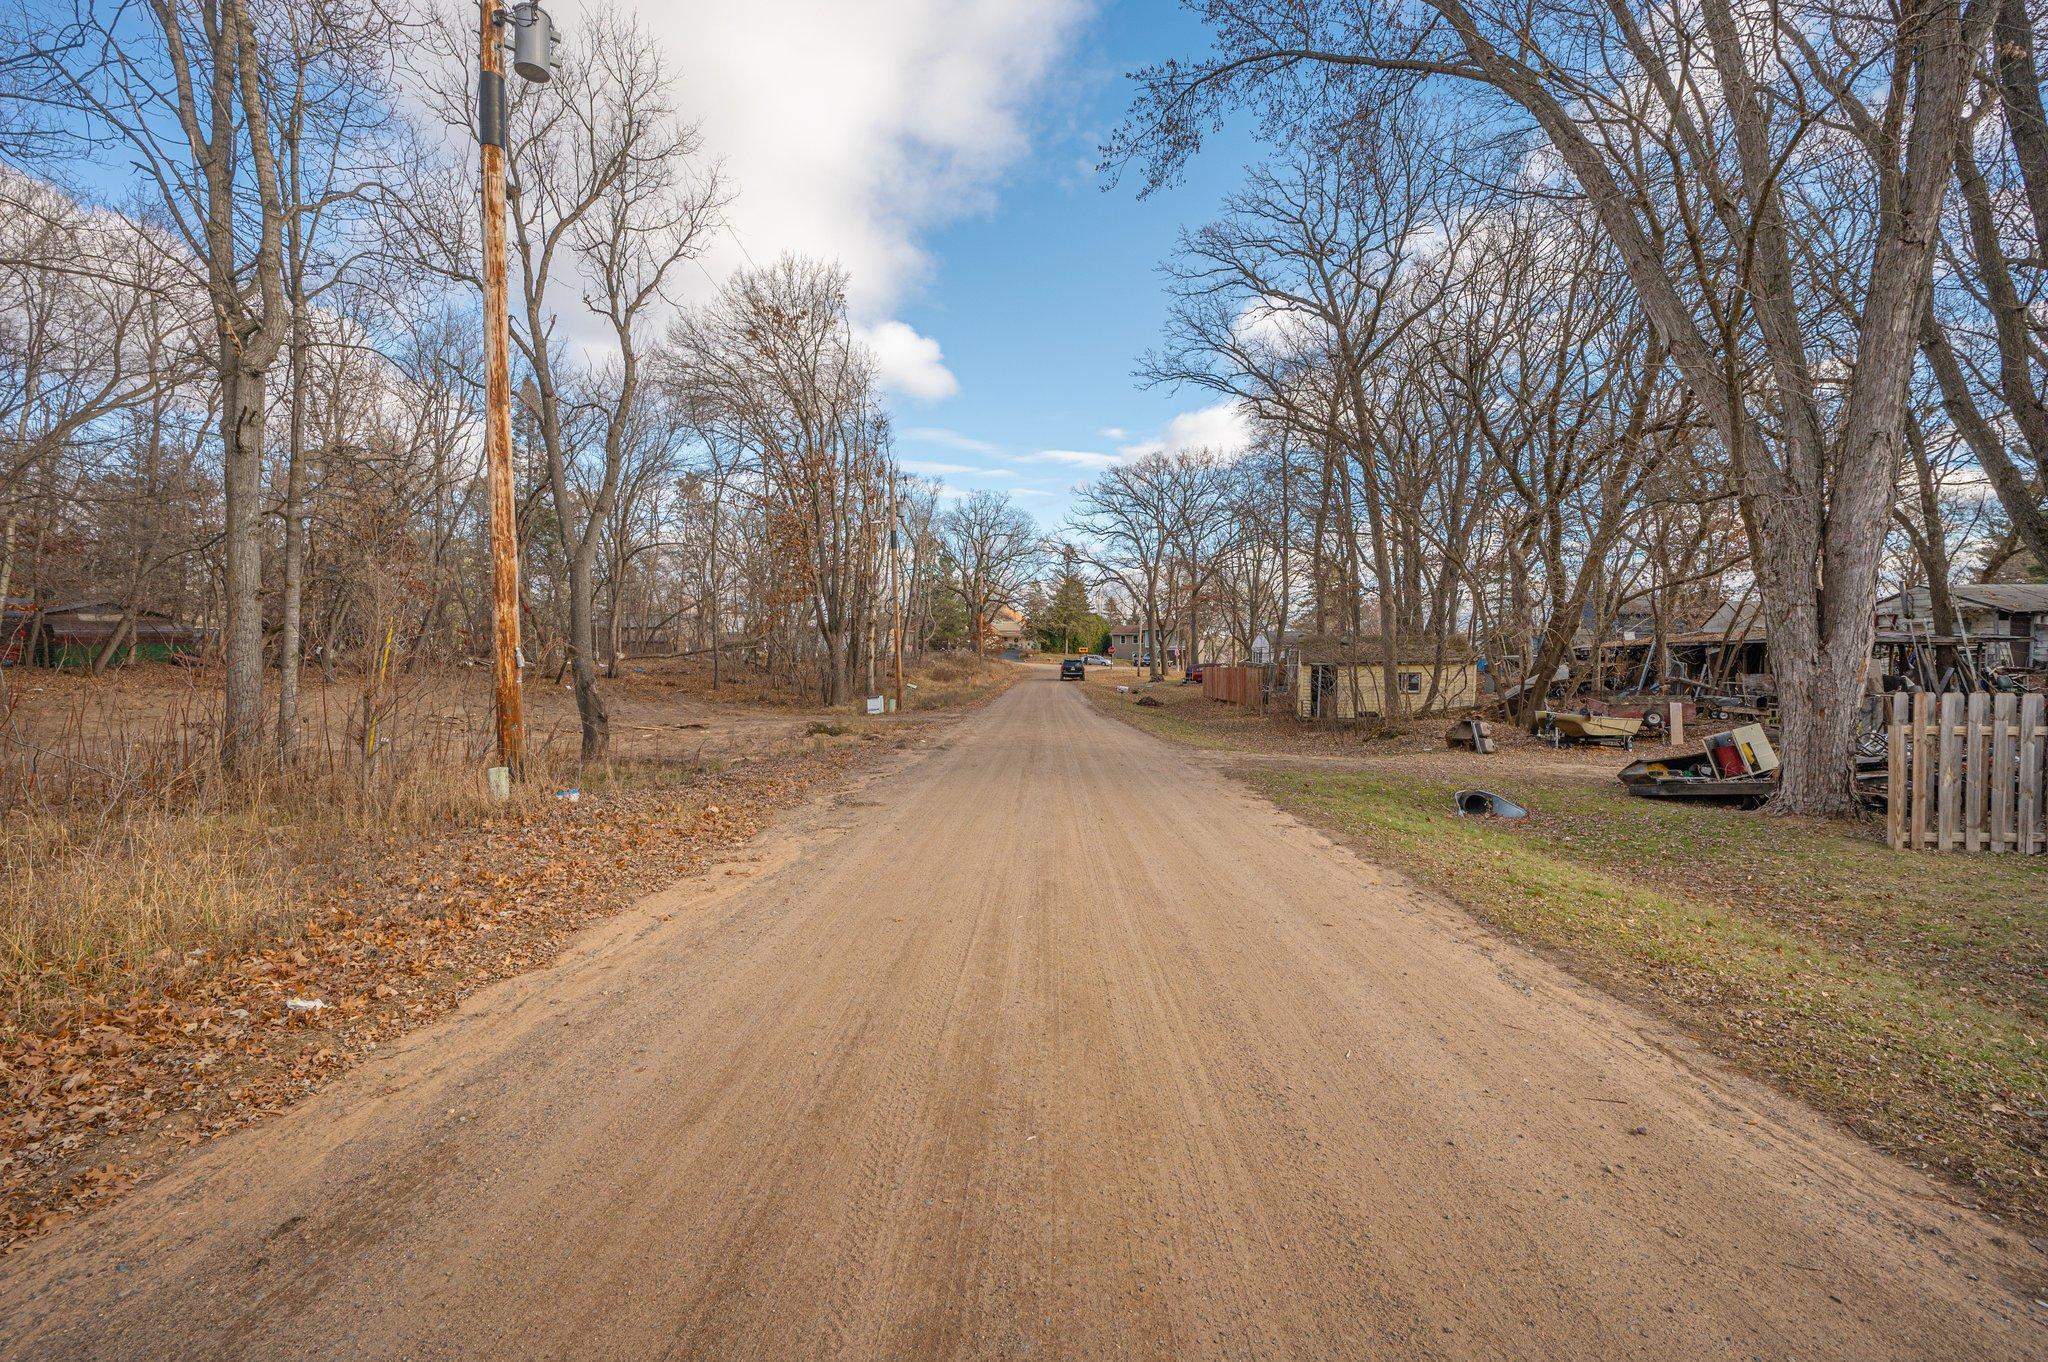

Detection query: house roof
xmin=1693 ymin=598 xmax=1763 ymax=638
xmin=1877 ymin=583 xmax=2048 ymax=617
xmin=1291 ymin=632 xmax=1478 ymax=665
xmin=37 ymin=597 xmax=120 ymax=616
xmin=36 ymin=599 xmax=197 ymax=628
xmin=1956 ymin=583 xmax=2048 ymax=612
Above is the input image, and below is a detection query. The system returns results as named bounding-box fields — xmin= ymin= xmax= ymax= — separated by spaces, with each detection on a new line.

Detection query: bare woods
xmin=1 ymin=0 xmax=1009 ymax=781
xmin=1103 ymin=0 xmax=2048 ymax=812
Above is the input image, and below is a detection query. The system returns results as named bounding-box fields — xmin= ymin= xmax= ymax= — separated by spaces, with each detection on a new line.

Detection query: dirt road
xmin=2 ymin=669 xmax=2040 ymax=1359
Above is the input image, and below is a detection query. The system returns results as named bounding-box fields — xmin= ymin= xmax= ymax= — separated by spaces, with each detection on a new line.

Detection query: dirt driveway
xmin=1 ymin=668 xmax=2039 ymax=1359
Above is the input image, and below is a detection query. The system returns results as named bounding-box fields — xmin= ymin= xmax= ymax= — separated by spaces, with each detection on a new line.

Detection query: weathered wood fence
xmin=1202 ymin=665 xmax=1269 ymax=709
xmin=1887 ymin=692 xmax=2047 ymax=852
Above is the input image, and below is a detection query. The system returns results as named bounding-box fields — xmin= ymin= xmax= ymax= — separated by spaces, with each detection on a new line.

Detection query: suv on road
xmin=1060 ymin=658 xmax=1086 ymax=681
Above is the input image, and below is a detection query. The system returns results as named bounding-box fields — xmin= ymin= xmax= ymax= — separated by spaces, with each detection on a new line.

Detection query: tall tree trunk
xmin=219 ymin=360 xmax=268 ymax=765
xmin=1344 ymin=374 xmax=1404 ymax=720
xmin=707 ymin=489 xmax=723 ymax=690
xmin=605 ymin=572 xmax=623 ymax=680
xmin=822 ymin=615 xmax=849 ymax=705
xmin=1273 ymin=435 xmax=1292 ymax=683
xmin=90 ymin=611 xmax=135 ymax=676
xmin=566 ymin=548 xmax=608 ymax=761
xmin=275 ymin=301 xmax=310 ymax=762
xmin=1146 ymin=584 xmax=1163 ymax=681
xmin=0 ymin=509 xmax=17 ymax=628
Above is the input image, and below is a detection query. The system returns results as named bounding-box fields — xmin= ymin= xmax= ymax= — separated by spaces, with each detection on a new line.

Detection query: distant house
xmin=31 ymin=598 xmax=203 ymax=668
xmin=983 ymin=603 xmax=1029 ymax=651
xmin=1580 ymin=583 xmax=2048 ymax=696
xmin=1569 ymin=601 xmax=1659 ymax=651
xmin=1249 ymin=628 xmax=1303 ymax=666
xmin=613 ymin=615 xmax=679 ymax=658
xmin=1107 ymin=622 xmax=1177 ymax=666
xmin=1590 ymin=598 xmax=1770 ymax=695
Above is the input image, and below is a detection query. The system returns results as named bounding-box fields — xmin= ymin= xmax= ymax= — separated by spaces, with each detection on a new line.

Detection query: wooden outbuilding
xmin=30 ymin=598 xmax=203 ymax=667
xmin=1288 ymin=637 xmax=1480 ymax=720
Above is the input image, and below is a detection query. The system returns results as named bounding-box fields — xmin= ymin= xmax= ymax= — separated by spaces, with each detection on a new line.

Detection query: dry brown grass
xmin=898 ymin=654 xmax=1019 ymax=709
xmin=607 ymin=651 xmax=1019 ymax=713
xmin=0 ymin=670 xmax=571 ymax=1024
xmin=0 ymin=652 xmax=1015 ymax=1026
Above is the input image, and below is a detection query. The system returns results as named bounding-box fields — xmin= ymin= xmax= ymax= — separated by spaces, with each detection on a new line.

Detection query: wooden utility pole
xmin=479 ymin=0 xmax=525 ymax=775
xmin=889 ymin=466 xmax=905 ymax=711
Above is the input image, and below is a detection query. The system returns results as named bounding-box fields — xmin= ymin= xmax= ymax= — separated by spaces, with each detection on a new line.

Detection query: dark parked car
xmin=1059 ymin=658 xmax=1086 ymax=681
xmin=1183 ymin=661 xmax=1207 ymax=684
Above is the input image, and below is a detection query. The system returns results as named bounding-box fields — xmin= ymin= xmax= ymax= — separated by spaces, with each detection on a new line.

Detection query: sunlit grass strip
xmin=1252 ymin=767 xmax=2048 ymax=1225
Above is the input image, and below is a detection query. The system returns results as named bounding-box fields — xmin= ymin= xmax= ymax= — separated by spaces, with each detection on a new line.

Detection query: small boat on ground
xmin=1616 ymin=724 xmax=1780 ymax=806
xmin=1535 ymin=709 xmax=1644 ymax=750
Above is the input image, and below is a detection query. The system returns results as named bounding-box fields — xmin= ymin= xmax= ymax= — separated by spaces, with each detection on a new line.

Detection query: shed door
xmin=1309 ymin=664 xmax=1335 ymax=718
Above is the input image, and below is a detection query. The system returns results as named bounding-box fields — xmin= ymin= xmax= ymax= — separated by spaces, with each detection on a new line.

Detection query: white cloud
xmin=1163 ymin=400 xmax=1254 ymax=458
xmin=1231 ymin=296 xmax=1325 ymax=357
xmin=1022 ymin=448 xmax=1121 ymax=468
xmin=855 ymin=319 xmax=959 ymax=401
xmin=1015 ymin=404 xmax=1256 ymax=481
xmin=1117 ymin=401 xmax=1255 ymax=462
xmin=654 ymin=0 xmax=1092 ymax=317
xmin=903 ymin=426 xmax=1000 ymax=455
xmin=1099 ymin=426 xmax=1127 ymax=440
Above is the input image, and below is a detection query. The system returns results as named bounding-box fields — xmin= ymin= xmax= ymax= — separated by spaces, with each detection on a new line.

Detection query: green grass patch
xmin=1081 ymin=679 xmax=1244 ymax=751
xmin=1251 ymin=766 xmax=2048 ymax=1228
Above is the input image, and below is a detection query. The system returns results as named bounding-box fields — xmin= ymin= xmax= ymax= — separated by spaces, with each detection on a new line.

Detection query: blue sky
xmin=676 ymin=0 xmax=1260 ymax=527
xmin=881 ymin=2 xmax=1256 ymax=523
xmin=35 ymin=0 xmax=1259 ymax=527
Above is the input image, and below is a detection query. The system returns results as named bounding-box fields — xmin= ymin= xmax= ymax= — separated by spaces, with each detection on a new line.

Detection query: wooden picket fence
xmin=1886 ymin=692 xmax=2048 ymax=852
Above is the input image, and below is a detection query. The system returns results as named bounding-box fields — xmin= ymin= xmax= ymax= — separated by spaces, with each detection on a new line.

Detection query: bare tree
xmin=940 ymin=489 xmax=1043 ymax=657
xmin=1070 ymin=453 xmax=1180 ymax=681
xmin=0 ymin=180 xmax=197 ymax=626
xmin=17 ymin=0 xmax=318 ymax=760
xmin=406 ymin=2 xmax=722 ymax=758
xmin=667 ymin=257 xmax=893 ymax=704
xmin=1142 ymin=118 xmax=1473 ymax=714
xmin=267 ymin=0 xmax=412 ymax=761
xmin=1115 ymin=0 xmax=1992 ymax=810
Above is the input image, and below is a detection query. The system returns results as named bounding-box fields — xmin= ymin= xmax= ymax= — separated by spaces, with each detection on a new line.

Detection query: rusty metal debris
xmin=1446 ymin=719 xmax=1496 ymax=753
